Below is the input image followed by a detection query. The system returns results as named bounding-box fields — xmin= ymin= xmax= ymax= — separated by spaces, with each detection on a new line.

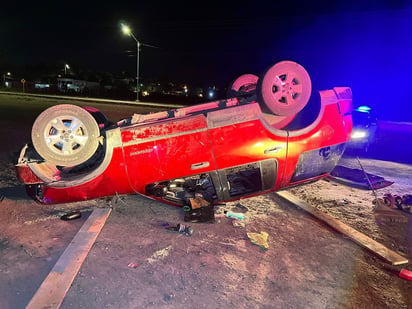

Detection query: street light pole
xmin=64 ymin=64 xmax=70 ymax=76
xmin=134 ymin=36 xmax=140 ymax=102
xmin=121 ymin=23 xmax=140 ymax=102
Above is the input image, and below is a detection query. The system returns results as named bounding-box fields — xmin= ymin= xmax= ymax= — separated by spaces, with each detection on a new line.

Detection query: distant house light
xmin=35 ymin=83 xmax=50 ymax=89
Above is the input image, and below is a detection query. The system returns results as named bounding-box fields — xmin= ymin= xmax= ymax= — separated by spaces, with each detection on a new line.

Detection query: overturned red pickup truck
xmin=16 ymin=60 xmax=353 ymax=206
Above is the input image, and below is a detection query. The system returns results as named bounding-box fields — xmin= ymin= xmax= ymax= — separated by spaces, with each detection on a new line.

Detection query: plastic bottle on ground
xmin=224 ymin=211 xmax=245 ymax=220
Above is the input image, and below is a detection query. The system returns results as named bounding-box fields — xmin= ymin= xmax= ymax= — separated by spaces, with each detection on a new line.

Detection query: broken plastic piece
xmin=399 ymin=268 xmax=412 ymax=281
xmin=60 ymin=210 xmax=82 ymax=221
xmin=166 ymin=223 xmax=193 ymax=236
xmin=127 ymin=262 xmax=138 ymax=269
xmin=247 ymin=231 xmax=269 ymax=250
xmin=232 ymin=220 xmax=245 ymax=228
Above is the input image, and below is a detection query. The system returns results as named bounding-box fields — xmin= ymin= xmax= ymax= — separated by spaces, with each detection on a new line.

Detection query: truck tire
xmin=31 ymin=104 xmax=100 ymax=166
xmin=257 ymin=61 xmax=312 ymax=116
xmin=227 ymin=74 xmax=258 ymax=97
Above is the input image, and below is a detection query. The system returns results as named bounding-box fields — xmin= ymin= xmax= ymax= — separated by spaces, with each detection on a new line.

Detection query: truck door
xmin=121 ymin=114 xmax=216 ymax=195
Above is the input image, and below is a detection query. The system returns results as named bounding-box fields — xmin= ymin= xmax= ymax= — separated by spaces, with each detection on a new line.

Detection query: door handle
xmin=264 ymin=146 xmax=283 ymax=155
xmin=191 ymin=161 xmax=210 ymax=170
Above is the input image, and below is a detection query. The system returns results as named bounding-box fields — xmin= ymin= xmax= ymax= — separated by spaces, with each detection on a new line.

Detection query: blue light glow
xmin=266 ymin=6 xmax=412 ymax=122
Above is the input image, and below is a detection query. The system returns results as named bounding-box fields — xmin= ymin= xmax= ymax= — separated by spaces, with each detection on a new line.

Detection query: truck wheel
xmin=257 ymin=61 xmax=312 ymax=116
xmin=395 ymin=196 xmax=404 ymax=210
xmin=227 ymin=74 xmax=258 ymax=97
xmin=82 ymin=106 xmax=112 ymax=128
xmin=31 ymin=104 xmax=100 ymax=166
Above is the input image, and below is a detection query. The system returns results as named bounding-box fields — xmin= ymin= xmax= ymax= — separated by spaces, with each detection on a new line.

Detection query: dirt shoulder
xmin=1 ymin=155 xmax=412 ymax=308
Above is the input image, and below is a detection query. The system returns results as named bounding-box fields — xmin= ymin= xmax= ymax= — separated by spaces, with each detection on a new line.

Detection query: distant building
xmin=2 ymin=72 xmax=13 ymax=88
xmin=57 ymin=77 xmax=99 ymax=94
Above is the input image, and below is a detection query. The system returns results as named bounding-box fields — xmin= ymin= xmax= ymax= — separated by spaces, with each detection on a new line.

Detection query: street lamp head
xmin=65 ymin=64 xmax=70 ymax=69
xmin=121 ymin=23 xmax=132 ymax=36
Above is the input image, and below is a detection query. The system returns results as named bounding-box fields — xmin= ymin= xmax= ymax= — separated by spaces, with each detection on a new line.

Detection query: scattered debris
xmin=224 ymin=210 xmax=245 ymax=220
xmin=165 ymin=224 xmax=193 ymax=236
xmin=351 ymin=155 xmax=410 ymax=224
xmin=382 ymin=193 xmax=412 ymax=213
xmin=247 ymin=231 xmax=269 ymax=250
xmin=342 ymin=198 xmax=351 ymax=204
xmin=184 ymin=204 xmax=215 ymax=223
xmin=188 ymin=196 xmax=210 ymax=209
xmin=23 ymin=246 xmax=34 ymax=257
xmin=337 ymin=198 xmax=351 ymax=206
xmin=372 ymin=198 xmax=408 ymax=223
xmin=328 ymin=165 xmax=394 ymax=190
xmin=276 ymin=191 xmax=408 ymax=265
xmin=60 ymin=210 xmax=82 ymax=221
xmin=399 ymin=268 xmax=412 ymax=281
xmin=147 ymin=246 xmax=172 ymax=264
xmin=383 ymin=193 xmax=403 ymax=209
xmin=127 ymin=262 xmax=138 ymax=269
xmin=163 ymin=292 xmax=175 ymax=302
xmin=233 ymin=202 xmax=249 ymax=213
xmin=382 ymin=264 xmax=412 ymax=281
xmin=373 ymin=197 xmax=409 ymax=223
xmin=232 ymin=220 xmax=245 ymax=228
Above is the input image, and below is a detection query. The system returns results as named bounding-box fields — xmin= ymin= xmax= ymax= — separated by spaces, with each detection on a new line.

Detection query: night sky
xmin=1 ymin=0 xmax=412 ymax=121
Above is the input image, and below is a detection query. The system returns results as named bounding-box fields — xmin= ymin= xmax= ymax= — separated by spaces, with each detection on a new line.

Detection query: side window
xmin=216 ymin=159 xmax=277 ymax=200
xmin=226 ymin=163 xmax=263 ymax=197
